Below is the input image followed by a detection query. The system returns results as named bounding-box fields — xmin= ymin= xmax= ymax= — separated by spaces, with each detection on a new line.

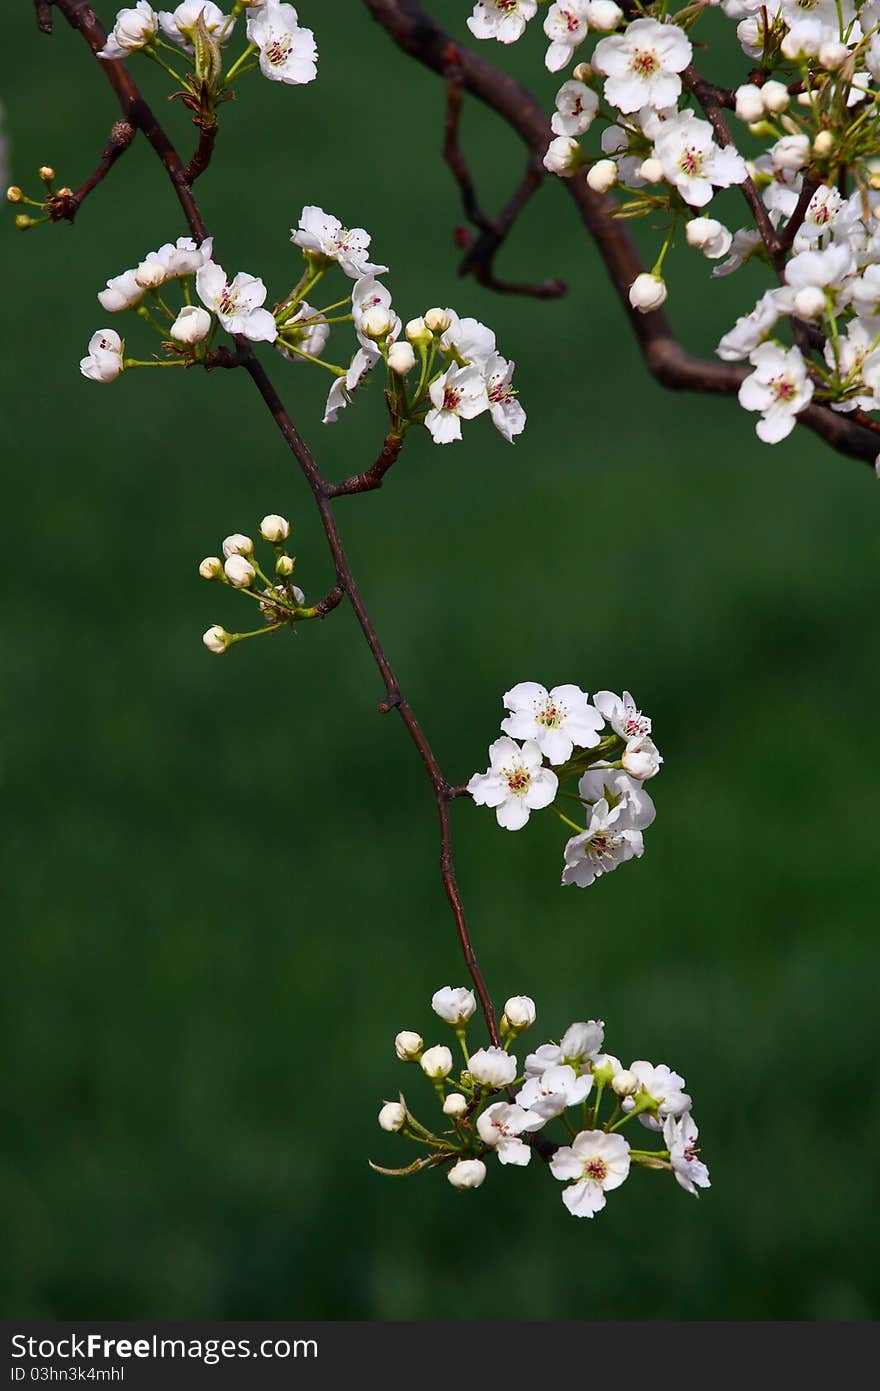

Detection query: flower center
xmin=504 ymin=765 xmax=532 ymax=795
xmin=585 ymin=1157 xmax=608 ymax=1181
xmin=265 ymin=34 xmax=294 ymax=66
xmin=443 ymin=386 xmax=463 ymax=412
xmin=489 ymin=381 xmax=517 ymax=405
xmin=493 ymin=0 xmax=519 ymax=10
xmin=679 ymin=146 xmax=705 ymax=178
xmin=587 ymin=830 xmax=623 ymax=862
xmin=536 ymin=702 xmax=562 ymax=728
xmin=769 ymin=374 xmax=797 ymax=402
xmin=218 ymin=284 xmax=240 ymax=315
xmin=632 ymin=48 xmax=659 ymax=78
xmin=623 ymin=711 xmax=650 ymax=737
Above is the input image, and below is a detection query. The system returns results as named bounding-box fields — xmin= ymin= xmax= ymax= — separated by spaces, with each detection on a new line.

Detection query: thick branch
xmin=48 ymin=0 xmax=501 ymax=1045
xmin=326 ymin=432 xmax=405 ymax=497
xmin=364 ymin=0 xmax=879 ymax=467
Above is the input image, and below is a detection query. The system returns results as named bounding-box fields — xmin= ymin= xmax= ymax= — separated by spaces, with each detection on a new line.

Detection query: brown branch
xmin=47 ymin=0 xmax=501 ymax=1046
xmin=777 ymin=171 xmax=822 ymax=255
xmin=326 ymin=432 xmax=405 ymax=497
xmin=364 ymin=0 xmax=880 ymax=468
xmin=184 ymin=121 xmax=218 ymax=184
xmin=34 ymin=0 xmax=54 ymax=34
xmin=48 ymin=118 xmax=135 ymax=221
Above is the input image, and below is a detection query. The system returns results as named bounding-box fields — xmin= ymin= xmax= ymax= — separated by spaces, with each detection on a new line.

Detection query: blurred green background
xmin=3 ymin=3 xmax=878 ymax=1322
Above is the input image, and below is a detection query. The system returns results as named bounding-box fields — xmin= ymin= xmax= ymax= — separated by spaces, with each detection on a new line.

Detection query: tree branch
xmin=47 ymin=0 xmax=500 ymax=1045
xmin=326 ymin=432 xmax=405 ymax=497
xmin=364 ymin=0 xmax=880 ymax=468
xmin=48 ymin=117 xmax=136 ymax=221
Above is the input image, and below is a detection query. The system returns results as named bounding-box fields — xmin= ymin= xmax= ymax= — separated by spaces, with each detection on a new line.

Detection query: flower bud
xmin=793 ymin=285 xmax=826 ymax=319
xmin=761 ymin=79 xmax=790 ymax=114
xmin=685 ymin=216 xmax=732 ymax=259
xmin=6 ymin=186 xmax=22 ymax=203
xmin=169 ymin=305 xmax=212 ymax=345
xmin=275 ymin=554 xmax=295 ymax=577
xmin=638 ymin=157 xmax=664 ymax=184
xmin=199 ymin=556 xmax=223 ymax=580
xmin=612 ymin=1068 xmax=638 ymax=1097
xmin=224 ymin=555 xmax=256 ymax=589
xmin=57 ymin=187 xmax=73 ymax=198
xmin=202 ymin=625 xmax=231 ymax=655
xmin=378 ymin=1101 xmax=406 ymax=1132
xmin=812 ymin=130 xmax=834 ymax=158
xmin=735 ymin=84 xmax=765 ymax=124
xmin=502 ymin=996 xmax=536 ymax=1031
xmin=424 ymin=307 xmax=451 ymax=333
xmin=621 ymin=734 xmax=662 ymax=779
xmin=361 ymin=307 xmax=393 ymax=340
xmin=135 ymin=258 xmax=167 ymax=289
xmin=771 ymin=134 xmax=811 ymax=171
xmin=572 ymin=63 xmax=594 ymax=82
xmin=543 ymin=135 xmax=584 ymax=177
xmin=818 ymin=41 xmax=847 ymax=70
xmin=796 ymin=93 xmax=814 ymax=108
xmin=583 ymin=1 xmax=622 ymax=31
xmin=443 ymin=1092 xmax=468 ymax=1119
xmin=420 ymin=1045 xmax=454 ymax=1079
xmin=586 ymin=158 xmax=617 ymax=193
xmin=260 ymin=513 xmax=291 ymax=543
xmin=628 ymin=272 xmax=667 ymax=313
xmin=387 ymin=341 xmax=417 ymax=375
xmin=292 ymin=584 xmax=305 ymax=606
xmin=431 ymin=986 xmax=477 ymax=1026
xmin=447 ymin=1158 xmax=486 ymax=1190
xmin=405 ymin=316 xmax=430 ymax=345
xmin=222 ymin=533 xmax=254 ymax=558
xmin=395 ymin=1031 xmax=423 ymax=1061
xmin=781 ymin=29 xmax=818 ymax=60
xmin=39 ymin=166 xmax=55 ymax=182
xmin=14 ymin=214 xmax=36 ymax=229
xmin=467 ymin=1046 xmax=517 ymax=1089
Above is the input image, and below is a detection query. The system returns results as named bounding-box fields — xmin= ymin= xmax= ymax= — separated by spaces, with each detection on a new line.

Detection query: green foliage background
xmin=3 ymin=3 xmax=878 ymax=1321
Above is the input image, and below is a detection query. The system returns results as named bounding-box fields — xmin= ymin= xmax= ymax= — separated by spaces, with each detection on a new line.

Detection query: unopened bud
xmin=424 ymin=307 xmax=451 ymax=333
xmin=628 ymin=272 xmax=667 ymax=313
xmin=447 ymin=1158 xmax=486 ymax=1190
xmin=222 ymin=533 xmax=254 ymax=558
xmin=572 ymin=62 xmax=594 ymax=82
xmin=405 ymin=316 xmax=429 ymax=345
xmin=735 ymin=84 xmax=765 ymax=124
xmin=169 ymin=305 xmax=211 ymax=345
xmin=812 ymin=130 xmax=834 ymax=157
xmin=612 ymin=1069 xmax=638 ymax=1097
xmin=361 ymin=307 xmax=392 ymax=340
xmin=502 ymin=995 xmax=536 ymax=1031
xmin=202 ymin=625 xmax=231 ymax=655
xmin=224 ymin=555 xmax=256 ymax=589
xmin=260 ymin=513 xmax=290 ymax=543
xmin=6 ymin=185 xmax=22 ymax=203
xmin=199 ymin=556 xmax=223 ymax=580
xmin=275 ymin=554 xmax=295 ymax=577
xmin=582 ymin=1 xmax=622 ymax=32
xmin=38 ymin=166 xmax=55 ymax=182
xmin=638 ymin=157 xmax=664 ymax=184
xmin=586 ymin=158 xmax=617 ymax=193
xmin=57 ymin=187 xmax=73 ymax=198
xmin=420 ymin=1044 xmax=453 ymax=1080
xmin=14 ymin=214 xmax=36 ymax=229
xmin=793 ymin=286 xmax=826 ymax=319
xmin=780 ymin=114 xmax=801 ymax=136
xmin=387 ymin=341 xmax=416 ymax=375
xmin=818 ymin=41 xmax=847 ymax=70
xmin=796 ymin=92 xmax=814 ymax=108
xmin=761 ymin=79 xmax=790 ymax=114
xmin=378 ymin=1101 xmax=406 ymax=1132
xmin=394 ymin=1031 xmax=423 ymax=1061
xmin=135 ymin=259 xmax=166 ymax=289
xmin=443 ymin=1092 xmax=468 ymax=1119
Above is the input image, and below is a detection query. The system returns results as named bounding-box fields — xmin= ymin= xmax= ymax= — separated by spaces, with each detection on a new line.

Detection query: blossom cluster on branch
xmin=465 ymin=0 xmax=880 ymax=449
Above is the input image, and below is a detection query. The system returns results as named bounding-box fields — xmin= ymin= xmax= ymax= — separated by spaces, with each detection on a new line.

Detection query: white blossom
xmin=476 ymin=1102 xmax=544 ymax=1165
xmin=202 ymin=625 xmax=231 ymax=654
xmin=500 ymin=682 xmax=602 ymax=765
xmin=97 ymin=268 xmax=144 ymax=314
xmin=468 ymin=1046 xmax=518 ymax=1089
xmin=98 ymin=2 xmax=157 ymax=59
xmin=593 ymin=688 xmax=650 ymax=740
xmin=394 ymin=1031 xmax=423 ymax=1061
xmin=467 ymin=0 xmax=538 ymax=44
xmin=664 ymin=1112 xmax=711 ymax=1195
xmin=593 ymin=19 xmax=692 ymax=114
xmin=378 ymin=1101 xmax=406 ymax=1132
xmin=738 ymin=342 xmax=814 ymax=443
xmin=577 ymin=764 xmax=656 ymax=830
xmin=686 ymin=216 xmax=733 ymax=259
xmin=447 ymin=1158 xmax=487 ymax=1189
xmin=517 ymin=1063 xmax=592 ymax=1119
xmin=622 ymin=1060 xmax=691 ymax=1130
xmin=260 ymin=514 xmax=290 ymax=542
xmin=169 ymin=304 xmax=212 ymax=344
xmin=629 ymin=272 xmax=667 ymax=312
xmin=158 ymin=2 xmax=231 ymax=49
xmin=277 ymin=303 xmax=330 ymax=362
xmin=323 ymin=348 xmax=377 ymax=424
xmin=420 ymin=1045 xmax=454 ymax=1079
xmin=524 ymin=1020 xmax=604 ymax=1077
xmin=443 ymin=1092 xmax=468 ymax=1118
xmin=544 ymin=1 xmax=590 ymax=73
xmin=196 ymin=261 xmax=277 ymax=341
xmin=621 ymin=734 xmax=663 ymax=780
xmin=80 ymin=328 xmax=125 ymax=383
xmin=431 ymin=986 xmax=477 ymax=1026
xmin=543 ymin=135 xmax=584 ymax=176
xmin=561 ymin=797 xmax=645 ymax=887
xmin=246 ymin=1 xmax=317 ymax=85
xmin=653 ymin=111 xmax=747 ymax=208
xmin=484 ymin=354 xmax=526 ymax=441
xmin=291 ymin=206 xmax=387 ymax=279
xmin=712 ymin=227 xmax=763 ymax=278
xmin=551 ymin=80 xmax=599 ymax=137
xmin=503 ymin=996 xmax=536 ymax=1030
xmin=224 ymin=555 xmax=256 ymax=588
xmin=439 ymin=313 xmax=497 ymax=368
xmin=716 ymin=288 xmax=785 ymax=361
xmin=222 ymin=533 xmax=253 ymax=558
xmin=425 ymin=364 xmax=489 ymax=444
xmin=550 ymin=1130 xmax=631 ymax=1217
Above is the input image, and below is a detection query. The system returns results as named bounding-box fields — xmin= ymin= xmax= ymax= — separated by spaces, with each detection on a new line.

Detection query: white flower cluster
xmin=198 ymin=513 xmax=311 ymax=654
xmin=465 ymin=0 xmax=880 ymax=452
xmin=98 ymin=1 xmax=318 ymax=87
xmin=377 ymin=987 xmax=709 ymax=1217
xmin=467 ymin=683 xmax=661 ymax=888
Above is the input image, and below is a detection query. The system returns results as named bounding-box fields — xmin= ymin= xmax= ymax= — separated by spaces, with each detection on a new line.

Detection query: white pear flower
xmin=577 ymin=765 xmax=656 ymax=830
xmin=467 ymin=0 xmax=538 ymax=44
xmin=246 ymin=1 xmax=317 ymax=84
xmin=468 ymin=1046 xmax=518 ymax=1089
xmin=322 ymin=347 xmax=377 ymax=424
xmin=593 ymin=18 xmax=692 ymax=114
xmin=196 ymin=262 xmax=277 ymax=341
xmin=277 ymin=302 xmax=330 ymax=363
xmin=169 ymin=305 xmax=212 ymax=344
xmin=544 ymin=1 xmax=590 ymax=73
xmin=443 ymin=1093 xmax=468 ymax=1118
xmin=503 ymin=996 xmax=536 ymax=1031
xmin=621 ymin=734 xmax=662 ymax=780
xmin=550 ymin=1130 xmax=631 ymax=1217
xmin=585 ymin=1 xmax=623 ymax=30
xmin=524 ymin=1020 xmax=604 ymax=1078
xmin=202 ymin=625 xmax=231 ymax=654
xmin=378 ymin=1101 xmax=406 ymax=1132
xmin=716 ymin=287 xmax=786 ymax=361
xmin=850 ymin=263 xmax=880 ymax=322
xmin=738 ymin=342 xmax=814 ymax=443
xmin=80 ymin=329 xmax=125 ymax=383
xmin=260 ymin=514 xmax=290 ymax=542
xmin=791 ymin=184 xmax=844 ymax=251
xmin=476 ymin=1102 xmax=544 ymax=1165
xmin=664 ymin=1113 xmax=711 ymax=1195
xmin=516 ymin=1063 xmax=592 ymax=1119
xmin=551 ymin=79 xmax=599 ymax=137
xmin=352 ymin=275 xmax=400 ymax=351
xmin=712 ymin=226 xmax=763 ymax=278
xmin=770 ymin=134 xmax=811 ymax=172
xmin=734 ymin=83 xmax=765 ymax=123
xmin=824 ymin=320 xmax=880 ymax=411
xmin=425 ymin=364 xmax=489 ymax=444
xmin=468 ymin=737 xmax=558 ymax=831
xmin=291 ymin=206 xmax=387 ymax=279
xmin=447 ymin=1158 xmax=486 ymax=1190
xmin=388 ymin=342 xmax=417 ymax=375
xmin=439 ymin=312 xmax=497 ymax=369
xmin=784 ymin=243 xmax=855 ymax=310
xmin=501 ymin=682 xmax=603 ymax=765
xmin=543 ymin=135 xmax=584 ymax=177
xmin=420 ymin=1045 xmax=454 ymax=1080
xmin=222 ymin=533 xmax=253 ymax=557
xmin=98 ymin=2 xmax=157 ymax=59
xmin=593 ymin=688 xmax=650 ymax=740
xmin=224 ymin=555 xmax=256 ymax=588
xmin=98 ymin=268 xmax=144 ymax=313
xmin=653 ymin=111 xmax=747 ymax=207
xmin=136 ymin=236 xmax=214 ymax=288
xmin=394 ymin=1031 xmax=423 ymax=1061
xmin=561 ymin=797 xmax=644 ymax=888
xmin=629 ymin=272 xmax=667 ymax=312
xmin=622 ymin=1060 xmax=691 ymax=1130
xmin=431 ymin=986 xmax=477 ymax=1026
xmin=158 ymin=2 xmax=231 ymax=49
xmin=685 ymin=216 xmax=733 ymax=259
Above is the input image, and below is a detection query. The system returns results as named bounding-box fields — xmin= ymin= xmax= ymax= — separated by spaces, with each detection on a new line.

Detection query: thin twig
xmin=326 ymin=433 xmax=405 ymax=497
xmin=48 ymin=118 xmax=136 ymax=222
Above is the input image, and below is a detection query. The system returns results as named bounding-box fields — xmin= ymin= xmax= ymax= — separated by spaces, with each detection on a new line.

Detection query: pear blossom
xmin=501 ymin=682 xmax=603 ymax=764
xmin=503 ymin=996 xmax=536 ymax=1030
xmin=291 ymin=206 xmax=387 ymax=279
xmin=98 ymin=2 xmax=157 ymax=59
xmin=80 ymin=328 xmax=125 ymax=383
xmin=431 ymin=986 xmax=477 ymax=1026
xmin=224 ymin=555 xmax=256 ymax=588
xmin=593 ymin=19 xmax=692 ymax=114
xmin=98 ymin=269 xmax=144 ymax=313
xmin=169 ymin=305 xmax=212 ymax=344
xmin=850 ymin=263 xmax=880 ymax=322
xmin=716 ymin=288 xmax=785 ymax=361
xmin=712 ymin=227 xmax=763 ymax=278
xmin=543 ymin=135 xmax=584 ymax=177
xmin=246 ymin=1 xmax=317 ymax=85
xmin=202 ymin=625 xmax=231 ymax=654
xmin=685 ymin=217 xmax=733 ymax=260
xmin=196 ymin=262 xmax=277 ymax=342
xmin=653 ymin=111 xmax=748 ymax=208
xmin=468 ymin=737 xmax=558 ymax=830
xmin=524 ymin=1020 xmax=604 ymax=1078
xmin=394 ymin=1031 xmax=423 ymax=1061
xmin=323 ymin=347 xmax=377 ymax=424
xmin=622 ymin=1060 xmax=691 ymax=1130
xmin=550 ymin=1130 xmax=631 ymax=1217
xmin=593 ymin=688 xmax=650 ymax=740
xmin=277 ymin=302 xmax=330 ymax=362
xmin=439 ymin=313 xmax=497 ymax=368
xmin=260 ymin=514 xmax=290 ymax=542
xmin=664 ymin=1113 xmax=711 ymax=1195
xmin=352 ymin=276 xmax=400 ymax=350
xmin=448 ymin=1158 xmax=486 ymax=1189
xmin=467 ymin=0 xmax=538 ymax=44
xmin=543 ymin=2 xmax=590 ymax=73
xmin=629 ymin=272 xmax=667 ymax=312
xmin=738 ymin=342 xmax=815 ymax=443
xmin=222 ymin=533 xmax=253 ymax=558
xmin=824 ymin=320 xmax=880 ymax=411
xmin=158 ymin=2 xmax=231 ymax=49
xmin=621 ymin=734 xmax=662 ymax=780
xmin=443 ymin=1092 xmax=468 ymax=1118
xmin=784 ymin=244 xmax=855 ymax=309
xmin=551 ymin=80 xmax=599 ymax=137
xmin=468 ymin=1046 xmax=518 ymax=1089
xmin=516 ymin=1063 xmax=592 ymax=1119
xmin=425 ymin=364 xmax=489 ymax=444
xmin=378 ymin=1101 xmax=406 ymax=1132
xmin=476 ymin=1102 xmax=545 ymax=1165
xmin=420 ymin=1045 xmax=454 ymax=1079
xmin=769 ymin=134 xmax=811 ymax=172
xmin=577 ymin=765 xmax=656 ymax=830
xmin=561 ymin=797 xmax=645 ymax=887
